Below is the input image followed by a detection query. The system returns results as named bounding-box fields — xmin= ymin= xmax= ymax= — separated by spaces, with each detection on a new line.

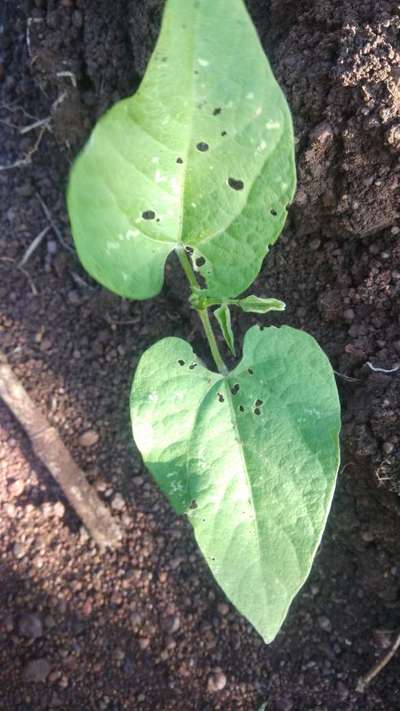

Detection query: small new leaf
xmin=214 ymin=305 xmax=235 ymax=356
xmin=131 ymin=325 xmax=341 ymax=643
xmin=238 ymin=295 xmax=286 ymax=314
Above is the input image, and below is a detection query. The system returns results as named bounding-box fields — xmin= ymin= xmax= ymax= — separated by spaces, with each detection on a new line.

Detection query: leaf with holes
xmin=214 ymin=305 xmax=235 ymax=356
xmin=67 ymin=0 xmax=296 ymax=300
xmin=131 ymin=325 xmax=341 ymax=642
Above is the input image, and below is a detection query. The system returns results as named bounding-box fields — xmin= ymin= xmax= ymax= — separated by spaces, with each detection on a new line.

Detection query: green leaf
xmin=131 ymin=326 xmax=341 ymax=642
xmin=238 ymin=295 xmax=286 ymax=314
xmin=67 ymin=0 xmax=296 ymax=300
xmin=214 ymin=304 xmax=235 ymax=356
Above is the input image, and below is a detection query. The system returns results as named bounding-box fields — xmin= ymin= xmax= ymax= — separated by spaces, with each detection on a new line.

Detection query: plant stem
xmin=176 ymin=249 xmax=227 ymax=375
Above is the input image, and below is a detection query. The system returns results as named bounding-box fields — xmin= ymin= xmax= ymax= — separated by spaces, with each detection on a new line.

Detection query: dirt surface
xmin=1 ymin=0 xmax=400 ymax=708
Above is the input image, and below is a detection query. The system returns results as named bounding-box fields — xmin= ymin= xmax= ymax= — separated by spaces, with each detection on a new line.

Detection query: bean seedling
xmin=67 ymin=0 xmax=341 ymax=643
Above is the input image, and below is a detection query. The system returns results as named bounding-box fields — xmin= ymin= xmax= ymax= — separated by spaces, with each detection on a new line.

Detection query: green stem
xmin=176 ymin=249 xmax=228 ymax=375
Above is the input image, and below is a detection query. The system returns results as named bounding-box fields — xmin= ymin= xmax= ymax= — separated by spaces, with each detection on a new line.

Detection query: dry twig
xmin=357 ymin=631 xmax=400 ymax=692
xmin=0 ymin=352 xmax=123 ymax=549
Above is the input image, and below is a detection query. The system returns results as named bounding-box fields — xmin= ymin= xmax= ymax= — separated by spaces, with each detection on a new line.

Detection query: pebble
xmin=207 ymin=670 xmax=227 ymax=693
xmin=18 ymin=613 xmax=43 ymax=639
xmin=111 ymin=493 xmax=125 ymax=511
xmin=9 ymin=479 xmax=25 ymax=498
xmin=217 ymin=602 xmax=229 ymax=616
xmin=23 ymin=658 xmax=51 ymax=683
xmin=54 ymin=501 xmax=65 ymax=518
xmin=164 ymin=615 xmax=180 ymax=634
xmin=344 ymin=308 xmax=355 ymax=321
xmin=79 ymin=430 xmax=100 ymax=447
xmin=47 ymin=240 xmax=58 ymax=255
xmin=13 ymin=542 xmax=27 ymax=559
xmin=318 ymin=615 xmax=332 ymax=632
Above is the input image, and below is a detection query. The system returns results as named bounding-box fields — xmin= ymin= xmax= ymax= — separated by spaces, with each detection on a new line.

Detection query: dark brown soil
xmin=1 ymin=0 xmax=400 ymax=709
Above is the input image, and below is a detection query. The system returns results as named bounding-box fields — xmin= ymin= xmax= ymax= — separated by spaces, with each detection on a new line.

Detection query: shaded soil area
xmin=1 ymin=0 xmax=400 ymax=709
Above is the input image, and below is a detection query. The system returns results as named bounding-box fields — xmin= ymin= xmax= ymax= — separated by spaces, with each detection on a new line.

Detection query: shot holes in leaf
xmin=195 ymin=256 xmax=206 ymax=267
xmin=178 ymin=359 xmax=185 ymax=366
xmin=196 ymin=142 xmax=209 ymax=152
xmin=176 ymin=157 xmax=183 ymax=164
xmin=213 ymin=107 xmax=222 ymax=115
xmin=228 ymin=177 xmax=244 ymax=191
xmin=142 ymin=210 xmax=156 ymax=220
xmin=231 ymin=383 xmax=240 ymax=395
xmin=217 ymin=392 xmax=225 ymax=403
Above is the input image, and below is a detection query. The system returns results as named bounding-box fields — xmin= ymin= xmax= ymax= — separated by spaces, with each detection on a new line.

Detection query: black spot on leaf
xmin=189 ymin=363 xmax=197 ymax=370
xmin=255 ymin=399 xmax=263 ymax=407
xmin=142 ymin=210 xmax=156 ymax=220
xmin=178 ymin=359 xmax=185 ymax=366
xmin=221 ymin=131 xmax=227 ymax=137
xmin=270 ymin=208 xmax=277 ymax=216
xmin=239 ymin=405 xmax=245 ymax=412
xmin=231 ymin=383 xmax=240 ymax=395
xmin=213 ymin=107 xmax=222 ymax=116
xmin=195 ymin=256 xmax=206 ymax=267
xmin=196 ymin=142 xmax=209 ymax=152
xmin=248 ymin=368 xmax=254 ymax=375
xmin=177 ymin=157 xmax=183 ymax=164
xmin=189 ymin=499 xmax=198 ymax=509
xmin=217 ymin=392 xmax=225 ymax=403
xmin=254 ymin=408 xmax=261 ymax=416
xmin=228 ymin=178 xmax=244 ymax=191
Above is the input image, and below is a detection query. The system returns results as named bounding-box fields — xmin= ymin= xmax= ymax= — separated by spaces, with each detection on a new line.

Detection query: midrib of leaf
xmin=175 ymin=5 xmax=200 ymax=249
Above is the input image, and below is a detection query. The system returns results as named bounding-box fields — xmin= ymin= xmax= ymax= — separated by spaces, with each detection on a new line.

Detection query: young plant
xmin=67 ymin=0 xmax=341 ymax=643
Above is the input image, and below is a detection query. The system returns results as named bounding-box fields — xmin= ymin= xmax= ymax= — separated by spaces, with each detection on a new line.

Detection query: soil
xmin=1 ymin=0 xmax=400 ymax=709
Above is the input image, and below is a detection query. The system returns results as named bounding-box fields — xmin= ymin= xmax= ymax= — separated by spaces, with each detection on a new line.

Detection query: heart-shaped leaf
xmin=131 ymin=326 xmax=341 ymax=642
xmin=67 ymin=0 xmax=296 ymax=300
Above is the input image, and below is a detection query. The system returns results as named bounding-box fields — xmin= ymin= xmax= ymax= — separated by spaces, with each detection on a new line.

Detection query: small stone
xmin=47 ymin=240 xmax=58 ymax=255
xmin=361 ymin=529 xmax=374 ymax=543
xmin=13 ymin=543 xmax=26 ymax=559
xmin=54 ymin=501 xmax=65 ymax=518
xmin=9 ymin=479 xmax=25 ymax=498
xmin=48 ymin=670 xmax=62 ymax=683
xmin=343 ymin=308 xmax=355 ymax=321
xmin=164 ymin=615 xmax=180 ymax=634
xmin=111 ymin=493 xmax=125 ymax=511
xmin=373 ymin=628 xmax=393 ymax=650
xmin=18 ymin=613 xmax=43 ymax=639
xmin=217 ymin=603 xmax=229 ymax=616
xmin=318 ymin=615 xmax=332 ymax=632
xmin=82 ymin=599 xmax=92 ymax=617
xmin=207 ymin=670 xmax=227 ymax=693
xmin=78 ymin=430 xmax=99 ymax=447
xmin=24 ymin=658 xmax=51 ymax=683
xmin=310 ymin=238 xmax=321 ymax=251
xmin=383 ymin=442 xmax=395 ymax=455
